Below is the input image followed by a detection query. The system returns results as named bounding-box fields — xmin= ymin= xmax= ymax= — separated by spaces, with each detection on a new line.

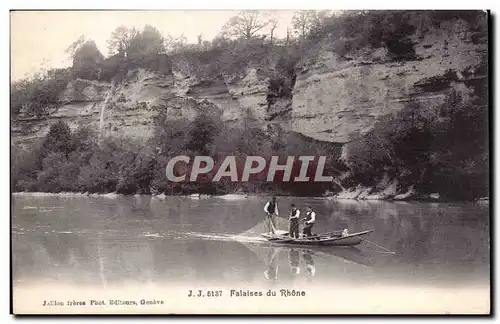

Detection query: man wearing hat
xmin=288 ymin=203 xmax=300 ymax=239
xmin=264 ymin=196 xmax=279 ymax=234
xmin=301 ymin=206 xmax=316 ymax=238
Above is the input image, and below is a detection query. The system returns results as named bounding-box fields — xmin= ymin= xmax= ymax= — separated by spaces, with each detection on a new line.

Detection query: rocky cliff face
xmin=11 ymin=64 xmax=287 ymax=146
xmin=11 ymin=18 xmax=487 ymax=148
xmin=292 ymin=19 xmax=487 ymax=143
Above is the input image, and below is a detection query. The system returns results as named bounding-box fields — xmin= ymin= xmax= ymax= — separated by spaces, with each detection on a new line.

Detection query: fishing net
xmin=239 ymin=216 xmax=291 ymax=237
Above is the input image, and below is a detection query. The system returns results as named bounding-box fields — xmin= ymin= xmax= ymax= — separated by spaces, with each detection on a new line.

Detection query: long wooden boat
xmin=261 ymin=229 xmax=374 ymax=246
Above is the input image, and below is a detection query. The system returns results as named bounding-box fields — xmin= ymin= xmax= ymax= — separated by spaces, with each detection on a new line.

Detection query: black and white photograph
xmin=10 ymin=9 xmax=490 ymax=314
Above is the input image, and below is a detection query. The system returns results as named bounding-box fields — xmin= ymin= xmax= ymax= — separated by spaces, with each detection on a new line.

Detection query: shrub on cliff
xmin=341 ymin=88 xmax=489 ymax=200
xmin=11 ymin=68 xmax=71 ymax=117
xmin=171 ymin=36 xmax=297 ymax=82
xmin=308 ymin=10 xmax=487 ymax=62
xmin=11 ymin=38 xmax=106 ymax=118
xmin=96 ymin=54 xmax=127 ymax=82
xmin=307 ymin=10 xmax=418 ymax=61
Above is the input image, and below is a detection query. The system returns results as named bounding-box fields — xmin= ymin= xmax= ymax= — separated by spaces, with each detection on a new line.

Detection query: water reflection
xmin=12 ymin=195 xmax=490 ymax=290
xmin=264 ymin=249 xmax=279 ymax=282
xmin=239 ymin=242 xmax=379 ymax=284
xmin=262 ymin=247 xmax=316 ymax=281
xmin=289 ymin=249 xmax=300 ymax=275
xmin=303 ymin=251 xmax=316 ymax=277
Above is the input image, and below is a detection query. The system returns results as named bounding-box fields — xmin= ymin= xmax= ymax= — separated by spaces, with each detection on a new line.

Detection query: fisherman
xmin=288 ymin=204 xmax=300 ymax=239
xmin=264 ymin=196 xmax=279 ymax=234
xmin=301 ymin=206 xmax=316 ymax=238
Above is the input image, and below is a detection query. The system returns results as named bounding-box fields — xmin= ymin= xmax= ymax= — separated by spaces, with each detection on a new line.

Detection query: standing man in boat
xmin=301 ymin=206 xmax=316 ymax=238
xmin=289 ymin=203 xmax=300 ymax=239
xmin=264 ymin=196 xmax=279 ymax=234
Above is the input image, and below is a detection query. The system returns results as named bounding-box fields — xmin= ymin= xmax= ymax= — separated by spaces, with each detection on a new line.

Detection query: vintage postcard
xmin=10 ymin=9 xmax=490 ymax=315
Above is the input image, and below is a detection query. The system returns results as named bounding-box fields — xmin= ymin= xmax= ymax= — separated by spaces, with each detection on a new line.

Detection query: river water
xmin=11 ymin=193 xmax=490 ymax=314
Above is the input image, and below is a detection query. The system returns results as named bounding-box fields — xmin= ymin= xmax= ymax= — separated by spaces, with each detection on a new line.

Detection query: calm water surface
xmin=12 ymin=194 xmax=490 ymax=314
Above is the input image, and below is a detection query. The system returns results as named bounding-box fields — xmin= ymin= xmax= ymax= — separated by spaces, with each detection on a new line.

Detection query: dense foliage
xmin=12 ymin=114 xmax=342 ymax=196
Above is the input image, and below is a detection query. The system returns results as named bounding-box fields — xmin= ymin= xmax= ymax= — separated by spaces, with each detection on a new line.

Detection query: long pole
xmin=359 ymin=237 xmax=396 ymax=254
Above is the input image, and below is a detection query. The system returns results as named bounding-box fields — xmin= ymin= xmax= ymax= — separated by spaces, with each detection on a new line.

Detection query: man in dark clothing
xmin=264 ymin=197 xmax=279 ymax=234
xmin=288 ymin=204 xmax=300 ymax=239
xmin=301 ymin=206 xmax=316 ymax=238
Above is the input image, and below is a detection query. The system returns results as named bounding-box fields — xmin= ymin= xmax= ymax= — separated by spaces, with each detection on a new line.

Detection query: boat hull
xmin=261 ymin=230 xmax=374 ymax=246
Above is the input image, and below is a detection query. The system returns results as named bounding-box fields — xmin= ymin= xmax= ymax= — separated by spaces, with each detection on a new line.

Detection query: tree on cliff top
xmin=107 ymin=25 xmax=139 ymax=57
xmin=164 ymin=34 xmax=192 ymax=53
xmin=268 ymin=13 xmax=280 ymax=45
xmin=128 ymin=25 xmax=166 ymax=57
xmin=291 ymin=10 xmax=331 ymax=39
xmin=222 ymin=11 xmax=270 ymax=40
xmin=68 ymin=38 xmax=104 ymax=80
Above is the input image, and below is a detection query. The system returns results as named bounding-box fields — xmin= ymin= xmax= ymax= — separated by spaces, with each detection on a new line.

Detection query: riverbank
xmin=11 ymin=191 xmax=261 ymax=200
xmin=11 ymin=191 xmax=489 ymax=204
